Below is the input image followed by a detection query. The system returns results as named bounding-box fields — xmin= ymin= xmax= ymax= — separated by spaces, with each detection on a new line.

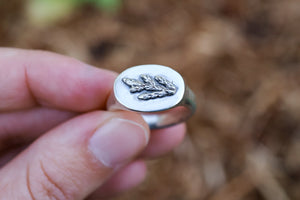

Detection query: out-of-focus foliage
xmin=26 ymin=0 xmax=122 ymax=27
xmin=26 ymin=0 xmax=75 ymax=26
xmin=78 ymin=0 xmax=122 ymax=12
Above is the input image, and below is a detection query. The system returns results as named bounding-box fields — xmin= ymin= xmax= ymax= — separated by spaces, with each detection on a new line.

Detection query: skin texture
xmin=0 ymin=48 xmax=186 ymax=199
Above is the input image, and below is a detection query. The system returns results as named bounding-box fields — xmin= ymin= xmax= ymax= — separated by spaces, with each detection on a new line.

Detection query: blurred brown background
xmin=1 ymin=0 xmax=300 ymax=199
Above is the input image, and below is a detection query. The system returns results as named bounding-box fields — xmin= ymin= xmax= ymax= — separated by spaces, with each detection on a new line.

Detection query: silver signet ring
xmin=107 ymin=64 xmax=196 ymax=129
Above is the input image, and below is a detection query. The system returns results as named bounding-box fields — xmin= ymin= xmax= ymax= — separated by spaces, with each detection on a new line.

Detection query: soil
xmin=1 ymin=0 xmax=300 ymax=199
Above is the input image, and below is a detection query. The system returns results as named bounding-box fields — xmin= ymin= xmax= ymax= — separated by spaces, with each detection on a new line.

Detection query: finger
xmin=91 ymin=124 xmax=187 ymax=197
xmin=0 ymin=48 xmax=117 ymax=112
xmin=88 ymin=160 xmax=147 ymax=199
xmin=141 ymin=123 xmax=186 ymax=158
xmin=0 ymin=107 xmax=76 ymax=150
xmin=0 ymin=111 xmax=149 ymax=200
xmin=0 ymin=144 xmax=28 ymax=169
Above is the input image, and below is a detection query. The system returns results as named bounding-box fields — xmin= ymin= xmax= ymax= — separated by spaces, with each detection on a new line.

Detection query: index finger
xmin=0 ymin=48 xmax=117 ymax=112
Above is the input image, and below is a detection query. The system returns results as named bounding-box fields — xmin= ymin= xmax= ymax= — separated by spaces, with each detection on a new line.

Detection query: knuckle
xmin=26 ymin=161 xmax=72 ymax=200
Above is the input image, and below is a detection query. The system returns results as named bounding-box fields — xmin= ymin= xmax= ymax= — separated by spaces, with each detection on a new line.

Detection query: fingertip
xmin=26 ymin=55 xmax=117 ymax=111
xmin=0 ymin=48 xmax=119 ymax=112
xmin=93 ymin=160 xmax=147 ymax=198
xmin=141 ymin=123 xmax=186 ymax=158
xmin=117 ymin=111 xmax=151 ymax=142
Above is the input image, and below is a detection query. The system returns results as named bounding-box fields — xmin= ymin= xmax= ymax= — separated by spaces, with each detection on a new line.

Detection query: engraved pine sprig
xmin=122 ymin=74 xmax=177 ymax=100
xmin=121 ymin=77 xmax=145 ymax=93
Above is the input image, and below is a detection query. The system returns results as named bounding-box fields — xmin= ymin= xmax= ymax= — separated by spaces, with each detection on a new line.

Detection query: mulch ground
xmin=1 ymin=0 xmax=300 ymax=199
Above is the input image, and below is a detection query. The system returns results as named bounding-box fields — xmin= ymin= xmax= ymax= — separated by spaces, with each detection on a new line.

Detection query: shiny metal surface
xmin=107 ymin=64 xmax=196 ymax=129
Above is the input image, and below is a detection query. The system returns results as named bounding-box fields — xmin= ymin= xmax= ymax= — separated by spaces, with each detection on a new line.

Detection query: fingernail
xmin=89 ymin=118 xmax=149 ymax=168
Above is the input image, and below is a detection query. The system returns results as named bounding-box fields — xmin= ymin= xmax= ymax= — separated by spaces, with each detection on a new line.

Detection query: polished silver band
xmin=107 ymin=64 xmax=196 ymax=129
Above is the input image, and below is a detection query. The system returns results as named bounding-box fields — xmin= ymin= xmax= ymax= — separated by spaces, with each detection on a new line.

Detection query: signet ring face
xmin=107 ymin=64 xmax=196 ymax=129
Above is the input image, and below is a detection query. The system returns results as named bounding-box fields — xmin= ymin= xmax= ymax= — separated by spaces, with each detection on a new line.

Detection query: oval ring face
xmin=114 ymin=65 xmax=185 ymax=112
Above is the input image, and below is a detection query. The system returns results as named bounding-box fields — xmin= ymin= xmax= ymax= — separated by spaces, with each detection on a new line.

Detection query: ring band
xmin=107 ymin=64 xmax=196 ymax=129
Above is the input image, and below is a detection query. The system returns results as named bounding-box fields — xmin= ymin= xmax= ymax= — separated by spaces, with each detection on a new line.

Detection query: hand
xmin=0 ymin=48 xmax=186 ymax=199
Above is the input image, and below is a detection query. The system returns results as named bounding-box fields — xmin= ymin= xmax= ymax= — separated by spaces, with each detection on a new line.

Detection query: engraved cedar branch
xmin=121 ymin=78 xmax=145 ymax=92
xmin=122 ymin=74 xmax=177 ymax=100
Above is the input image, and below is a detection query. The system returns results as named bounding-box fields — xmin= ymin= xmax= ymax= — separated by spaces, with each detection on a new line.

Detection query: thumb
xmin=0 ymin=111 xmax=149 ymax=200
